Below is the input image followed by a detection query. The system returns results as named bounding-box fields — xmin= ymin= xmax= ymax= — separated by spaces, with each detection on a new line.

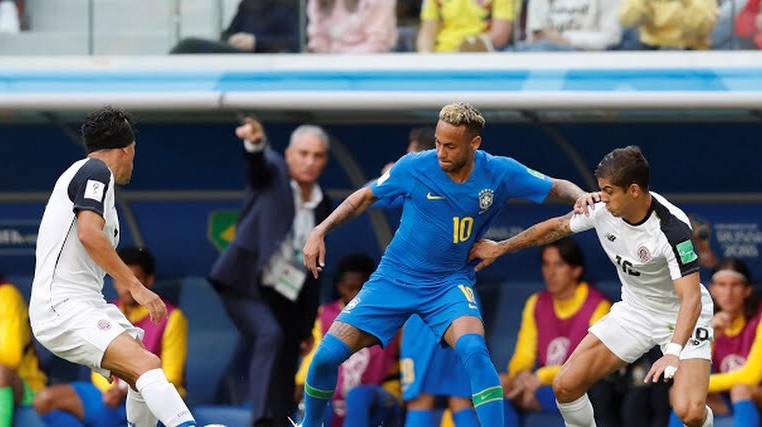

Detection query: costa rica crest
xmin=637 ymin=245 xmax=651 ymax=263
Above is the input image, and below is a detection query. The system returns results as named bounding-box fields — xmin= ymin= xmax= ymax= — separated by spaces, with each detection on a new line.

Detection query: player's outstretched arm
xmin=77 ymin=210 xmax=167 ymax=322
xmin=303 ymin=186 xmax=378 ymax=278
xmin=468 ymin=212 xmax=574 ymax=271
xmin=548 ymin=178 xmax=600 ymax=216
xmin=547 ymin=178 xmax=586 ymax=203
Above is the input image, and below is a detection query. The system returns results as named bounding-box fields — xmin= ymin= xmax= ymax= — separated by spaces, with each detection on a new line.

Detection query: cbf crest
xmin=478 ymin=188 xmax=494 ymax=214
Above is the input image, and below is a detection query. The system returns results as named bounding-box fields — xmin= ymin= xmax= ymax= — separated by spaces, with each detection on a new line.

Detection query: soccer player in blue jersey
xmin=298 ymin=102 xmax=595 ymax=427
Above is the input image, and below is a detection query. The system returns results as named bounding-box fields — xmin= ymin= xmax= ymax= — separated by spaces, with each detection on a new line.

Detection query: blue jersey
xmin=369 ymin=150 xmax=553 ymax=285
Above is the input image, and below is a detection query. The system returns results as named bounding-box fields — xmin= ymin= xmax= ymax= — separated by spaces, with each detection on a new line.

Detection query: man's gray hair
xmin=289 ymin=124 xmax=330 ymax=150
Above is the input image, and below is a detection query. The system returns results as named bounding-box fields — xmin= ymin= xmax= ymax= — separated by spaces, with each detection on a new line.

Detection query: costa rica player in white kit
xmin=468 ymin=146 xmax=714 ymax=427
xmin=29 ymin=107 xmax=199 ymax=427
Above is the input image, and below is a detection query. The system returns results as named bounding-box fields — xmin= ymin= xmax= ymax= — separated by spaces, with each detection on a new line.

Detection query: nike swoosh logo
xmin=468 ymin=304 xmax=478 ymax=309
xmin=427 ymin=192 xmax=445 ymax=200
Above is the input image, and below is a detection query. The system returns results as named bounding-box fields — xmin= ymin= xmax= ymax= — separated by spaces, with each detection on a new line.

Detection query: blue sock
xmin=362 ymin=384 xmax=402 ymax=426
xmin=322 ymin=401 xmax=333 ymax=427
xmin=535 ymin=385 xmax=560 ymax=413
xmin=405 ymin=409 xmax=435 ymax=427
xmin=733 ymin=399 xmax=760 ymax=427
xmin=668 ymin=410 xmax=683 ymax=427
xmin=302 ymin=334 xmax=352 ymax=427
xmin=503 ymin=398 xmax=521 ymax=427
xmin=454 ymin=334 xmax=504 ymax=427
xmin=452 ymin=407 xmax=479 ymax=427
xmin=343 ymin=385 xmax=375 ymax=426
xmin=41 ymin=410 xmax=84 ymax=427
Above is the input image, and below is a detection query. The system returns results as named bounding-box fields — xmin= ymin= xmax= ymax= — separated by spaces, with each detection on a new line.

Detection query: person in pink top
xmin=307 ymin=0 xmax=397 ymax=53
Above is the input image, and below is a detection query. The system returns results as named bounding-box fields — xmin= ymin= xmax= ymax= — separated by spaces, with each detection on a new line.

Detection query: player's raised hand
xmin=130 ymin=285 xmax=167 ymax=323
xmin=644 ymin=353 xmax=679 ymax=383
xmin=303 ymin=231 xmax=326 ymax=279
xmin=235 ymin=117 xmax=265 ymax=144
xmin=468 ymin=239 xmax=501 ymax=272
xmin=574 ymin=192 xmax=601 ymax=216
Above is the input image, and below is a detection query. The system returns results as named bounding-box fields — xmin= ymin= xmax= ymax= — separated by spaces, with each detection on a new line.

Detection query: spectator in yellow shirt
xmin=503 ymin=238 xmax=611 ymax=416
xmin=33 ymin=247 xmax=188 ymax=427
xmin=619 ymin=0 xmax=718 ymax=49
xmin=0 ymin=280 xmax=47 ymax=427
xmin=416 ymin=0 xmax=517 ymax=52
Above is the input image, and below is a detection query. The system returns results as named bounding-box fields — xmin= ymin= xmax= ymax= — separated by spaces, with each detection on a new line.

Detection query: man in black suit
xmin=208 ymin=118 xmax=331 ymax=427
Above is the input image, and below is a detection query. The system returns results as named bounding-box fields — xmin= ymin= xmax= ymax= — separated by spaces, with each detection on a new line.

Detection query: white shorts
xmin=31 ymin=297 xmax=144 ymax=378
xmin=589 ymin=300 xmax=713 ymax=364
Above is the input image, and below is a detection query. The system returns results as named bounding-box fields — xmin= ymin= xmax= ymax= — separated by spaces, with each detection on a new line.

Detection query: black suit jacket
xmin=208 ymin=147 xmax=331 ymax=339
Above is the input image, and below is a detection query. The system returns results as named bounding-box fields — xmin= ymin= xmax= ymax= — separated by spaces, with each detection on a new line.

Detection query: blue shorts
xmin=401 ymin=315 xmax=472 ymax=400
xmin=335 ymin=273 xmax=482 ymax=347
xmin=71 ymin=382 xmax=127 ymax=427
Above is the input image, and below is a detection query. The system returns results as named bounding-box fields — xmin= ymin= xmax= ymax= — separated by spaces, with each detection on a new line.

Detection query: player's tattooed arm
xmin=548 ymin=178 xmax=600 ymax=216
xmin=469 ymin=213 xmax=574 ymax=271
xmin=499 ymin=212 xmax=574 ymax=254
xmin=547 ymin=178 xmax=587 ymax=204
xmin=318 ymin=186 xmax=379 ymax=234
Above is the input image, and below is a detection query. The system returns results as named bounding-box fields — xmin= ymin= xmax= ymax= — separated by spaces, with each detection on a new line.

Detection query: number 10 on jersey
xmin=453 ymin=216 xmax=474 ymax=243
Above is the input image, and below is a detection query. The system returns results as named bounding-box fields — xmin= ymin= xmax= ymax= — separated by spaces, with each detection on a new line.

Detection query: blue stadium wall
xmin=2 ymin=120 xmax=759 ymax=276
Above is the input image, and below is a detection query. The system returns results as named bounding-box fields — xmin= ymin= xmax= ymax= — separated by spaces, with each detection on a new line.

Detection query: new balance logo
xmin=426 ymin=192 xmax=445 ymax=200
xmin=605 ymin=233 xmax=616 ymax=242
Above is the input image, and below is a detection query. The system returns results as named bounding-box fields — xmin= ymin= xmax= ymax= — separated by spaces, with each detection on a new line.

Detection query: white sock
xmin=126 ymin=387 xmax=159 ymax=427
xmin=700 ymin=405 xmax=713 ymax=427
xmin=135 ymin=368 xmax=196 ymax=427
xmin=557 ymin=394 xmax=597 ymax=427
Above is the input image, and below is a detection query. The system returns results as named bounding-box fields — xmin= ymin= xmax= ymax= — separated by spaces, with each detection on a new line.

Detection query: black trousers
xmin=219 ymin=286 xmax=307 ymax=427
xmin=169 ymin=37 xmax=249 ymax=54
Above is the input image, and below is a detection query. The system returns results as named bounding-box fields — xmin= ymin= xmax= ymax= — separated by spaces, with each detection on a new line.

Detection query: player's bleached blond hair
xmin=438 ymin=102 xmax=485 ymax=136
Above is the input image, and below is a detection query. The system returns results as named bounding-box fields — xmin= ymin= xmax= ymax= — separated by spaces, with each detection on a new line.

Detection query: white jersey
xmin=30 ymin=158 xmax=119 ymax=318
xmin=569 ymin=192 xmax=711 ymax=320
